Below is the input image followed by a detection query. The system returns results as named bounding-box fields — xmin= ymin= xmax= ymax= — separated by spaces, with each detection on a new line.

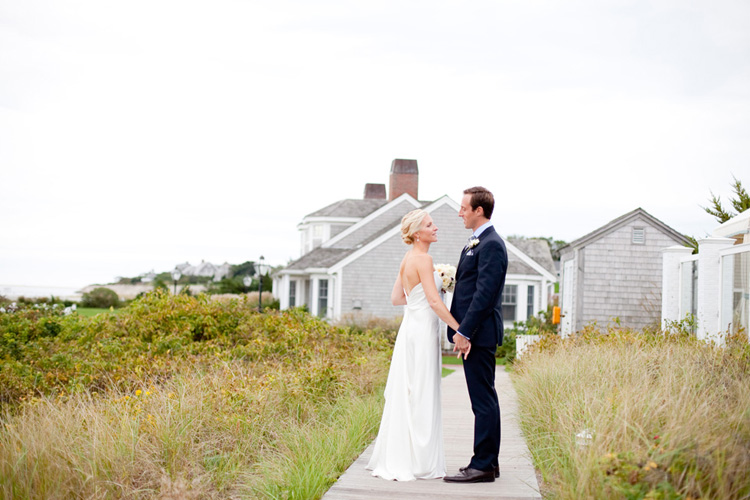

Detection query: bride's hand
xmin=453 ymin=335 xmax=471 ymax=359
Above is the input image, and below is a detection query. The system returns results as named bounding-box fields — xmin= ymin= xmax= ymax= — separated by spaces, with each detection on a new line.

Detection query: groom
xmin=444 ymin=186 xmax=508 ymax=484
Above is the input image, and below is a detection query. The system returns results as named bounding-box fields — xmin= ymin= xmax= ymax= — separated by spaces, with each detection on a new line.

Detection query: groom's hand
xmin=453 ymin=334 xmax=471 ymax=360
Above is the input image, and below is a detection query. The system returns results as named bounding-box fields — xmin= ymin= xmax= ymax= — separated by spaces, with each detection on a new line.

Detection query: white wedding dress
xmin=366 ymin=271 xmax=445 ymax=481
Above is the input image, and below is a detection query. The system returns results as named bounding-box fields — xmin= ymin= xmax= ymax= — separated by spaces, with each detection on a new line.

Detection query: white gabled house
xmin=273 ymin=160 xmax=558 ymax=330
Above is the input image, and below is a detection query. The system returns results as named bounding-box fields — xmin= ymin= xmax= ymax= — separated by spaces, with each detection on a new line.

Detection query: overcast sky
xmin=1 ymin=0 xmax=749 ymax=288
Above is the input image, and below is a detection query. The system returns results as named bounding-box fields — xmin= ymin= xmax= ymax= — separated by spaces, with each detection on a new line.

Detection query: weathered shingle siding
xmin=339 ymin=203 xmax=468 ymax=318
xmin=329 ymin=199 xmax=416 ymax=250
xmin=330 ymin=223 xmax=352 ymax=238
xmin=578 ymin=220 xmax=681 ymax=330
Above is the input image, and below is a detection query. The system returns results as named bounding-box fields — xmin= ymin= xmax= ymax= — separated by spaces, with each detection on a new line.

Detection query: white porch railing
xmin=662 ymin=238 xmax=750 ymax=344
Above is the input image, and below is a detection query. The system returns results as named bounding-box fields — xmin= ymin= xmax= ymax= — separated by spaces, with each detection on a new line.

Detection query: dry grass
xmin=0 ymin=359 xmax=387 ymax=499
xmin=334 ymin=312 xmax=402 ymax=333
xmin=513 ymin=330 xmax=750 ymax=499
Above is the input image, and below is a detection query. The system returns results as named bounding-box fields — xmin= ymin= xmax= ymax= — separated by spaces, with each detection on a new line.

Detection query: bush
xmin=80 ymin=287 xmax=120 ymax=309
xmin=0 ymin=289 xmax=395 ymax=498
xmin=0 ymin=289 xmax=394 ymax=406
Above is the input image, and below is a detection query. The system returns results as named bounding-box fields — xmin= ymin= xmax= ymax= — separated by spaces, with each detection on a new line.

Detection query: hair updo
xmin=401 ymin=209 xmax=428 ymax=245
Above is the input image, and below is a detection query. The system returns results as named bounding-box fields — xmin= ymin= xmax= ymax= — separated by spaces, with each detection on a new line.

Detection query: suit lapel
xmin=457 ymin=226 xmax=496 ymax=275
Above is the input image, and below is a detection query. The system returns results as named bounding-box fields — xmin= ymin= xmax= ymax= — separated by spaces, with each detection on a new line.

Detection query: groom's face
xmin=459 ymin=194 xmax=482 ymax=231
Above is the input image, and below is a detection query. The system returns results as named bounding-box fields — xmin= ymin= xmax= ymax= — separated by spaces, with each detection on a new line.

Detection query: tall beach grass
xmin=513 ymin=327 xmax=750 ymax=499
xmin=0 ymin=291 xmax=394 ymax=499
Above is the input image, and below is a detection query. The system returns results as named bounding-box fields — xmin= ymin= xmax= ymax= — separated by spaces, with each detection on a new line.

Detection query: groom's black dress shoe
xmin=443 ymin=467 xmax=495 ymax=483
xmin=459 ymin=465 xmax=500 ymax=478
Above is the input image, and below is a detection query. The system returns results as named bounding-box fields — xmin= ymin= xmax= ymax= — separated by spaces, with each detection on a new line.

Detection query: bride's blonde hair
xmin=401 ymin=209 xmax=428 ymax=245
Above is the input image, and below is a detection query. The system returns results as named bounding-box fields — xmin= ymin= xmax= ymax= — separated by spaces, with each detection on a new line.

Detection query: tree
xmin=703 ymin=175 xmax=749 ymax=224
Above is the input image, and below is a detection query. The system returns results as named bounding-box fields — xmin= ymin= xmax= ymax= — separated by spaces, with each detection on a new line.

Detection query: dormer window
xmin=632 ymin=227 xmax=645 ymax=244
xmin=312 ymin=224 xmax=324 ymax=249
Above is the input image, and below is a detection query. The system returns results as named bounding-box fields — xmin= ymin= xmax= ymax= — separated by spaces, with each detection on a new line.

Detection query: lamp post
xmin=257 ymin=255 xmax=266 ymax=313
xmin=243 ymin=275 xmax=252 ymax=294
xmin=171 ymin=269 xmax=182 ymax=295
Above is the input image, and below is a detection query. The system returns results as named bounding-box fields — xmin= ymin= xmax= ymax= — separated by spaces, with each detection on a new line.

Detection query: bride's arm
xmin=416 ymin=256 xmax=460 ymax=331
xmin=391 ymin=273 xmax=406 ymax=306
xmin=391 ymin=256 xmax=407 ymax=306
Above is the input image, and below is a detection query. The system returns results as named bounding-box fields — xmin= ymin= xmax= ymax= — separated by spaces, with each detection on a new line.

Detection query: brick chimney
xmin=364 ymin=183 xmax=386 ymax=199
xmin=389 ymin=159 xmax=418 ymax=200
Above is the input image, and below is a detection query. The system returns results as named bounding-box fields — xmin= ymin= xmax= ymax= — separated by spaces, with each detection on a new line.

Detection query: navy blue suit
xmin=448 ymin=225 xmax=508 ymax=472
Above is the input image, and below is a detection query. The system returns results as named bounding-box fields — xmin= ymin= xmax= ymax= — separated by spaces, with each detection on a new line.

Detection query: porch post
xmin=661 ymin=246 xmax=693 ymax=329
xmin=696 ymin=237 xmax=735 ymax=344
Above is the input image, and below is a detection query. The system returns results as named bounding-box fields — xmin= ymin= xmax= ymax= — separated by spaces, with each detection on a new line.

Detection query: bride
xmin=366 ymin=209 xmax=461 ymax=481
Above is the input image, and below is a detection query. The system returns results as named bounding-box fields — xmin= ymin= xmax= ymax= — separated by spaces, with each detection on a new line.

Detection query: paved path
xmin=322 ymin=365 xmax=542 ymax=500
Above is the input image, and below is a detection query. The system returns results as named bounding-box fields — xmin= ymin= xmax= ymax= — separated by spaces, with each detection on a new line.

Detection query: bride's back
xmin=401 ymin=250 xmax=431 ymax=295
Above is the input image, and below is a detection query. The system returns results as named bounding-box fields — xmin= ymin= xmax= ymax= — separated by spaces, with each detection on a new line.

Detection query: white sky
xmin=1 ymin=0 xmax=749 ymax=288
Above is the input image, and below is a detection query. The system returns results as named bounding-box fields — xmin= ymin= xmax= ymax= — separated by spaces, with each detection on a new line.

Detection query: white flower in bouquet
xmin=434 ymin=263 xmax=456 ymax=293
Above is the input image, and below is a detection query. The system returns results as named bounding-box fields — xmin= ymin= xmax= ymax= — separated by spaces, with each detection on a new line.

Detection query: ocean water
xmin=0 ymin=284 xmax=84 ymax=301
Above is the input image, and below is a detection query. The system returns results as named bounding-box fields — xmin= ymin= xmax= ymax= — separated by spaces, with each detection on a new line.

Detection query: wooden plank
xmin=322 ymin=365 xmax=542 ymax=499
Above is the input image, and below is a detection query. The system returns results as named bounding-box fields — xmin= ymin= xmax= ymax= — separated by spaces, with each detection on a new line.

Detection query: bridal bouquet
xmin=434 ymin=263 xmax=456 ymax=293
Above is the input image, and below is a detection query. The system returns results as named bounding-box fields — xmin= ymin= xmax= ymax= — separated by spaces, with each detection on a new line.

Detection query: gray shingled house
xmin=558 ymin=207 xmax=690 ymax=336
xmin=272 ymin=160 xmax=558 ymax=328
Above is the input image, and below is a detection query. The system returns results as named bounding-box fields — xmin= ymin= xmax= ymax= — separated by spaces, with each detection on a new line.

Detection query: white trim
xmin=328 ymin=195 xmax=456 ymax=273
xmin=278 ymin=269 xmax=309 ymax=276
xmin=298 ymin=216 xmax=362 ymax=226
xmin=322 ymin=193 xmax=422 ymax=248
xmin=334 ymin=269 xmax=343 ymax=319
xmin=421 ymin=194 xmax=461 ymax=212
xmin=504 ymin=239 xmax=558 ymax=282
xmin=506 ymin=274 xmax=547 ymax=282
xmin=720 ymin=241 xmax=750 ymax=257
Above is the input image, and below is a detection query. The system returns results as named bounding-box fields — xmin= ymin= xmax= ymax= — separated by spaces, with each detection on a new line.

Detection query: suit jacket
xmin=448 ymin=225 xmax=508 ymax=348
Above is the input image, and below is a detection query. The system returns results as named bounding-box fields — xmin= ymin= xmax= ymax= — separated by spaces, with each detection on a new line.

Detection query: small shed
xmin=558 ymin=208 xmax=690 ymax=335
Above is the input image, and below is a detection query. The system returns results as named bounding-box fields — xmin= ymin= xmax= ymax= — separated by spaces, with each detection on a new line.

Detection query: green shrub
xmin=80 ymin=287 xmax=120 ymax=309
xmin=0 ymin=289 xmax=395 ymax=498
xmin=0 ymin=289 xmax=394 ymax=406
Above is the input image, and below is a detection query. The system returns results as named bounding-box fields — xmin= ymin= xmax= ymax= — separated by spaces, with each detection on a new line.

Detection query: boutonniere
xmin=468 ymin=237 xmax=480 ymax=249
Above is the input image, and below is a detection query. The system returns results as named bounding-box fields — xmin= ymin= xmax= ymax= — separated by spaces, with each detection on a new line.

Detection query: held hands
xmin=453 ymin=334 xmax=471 ymax=360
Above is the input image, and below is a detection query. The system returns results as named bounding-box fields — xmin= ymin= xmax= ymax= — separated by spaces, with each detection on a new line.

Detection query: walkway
xmin=322 ymin=364 xmax=542 ymax=500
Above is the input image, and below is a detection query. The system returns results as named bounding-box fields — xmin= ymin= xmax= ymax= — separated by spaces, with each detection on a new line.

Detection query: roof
xmin=281 ymin=194 xmax=558 ymax=281
xmin=559 ymin=207 xmax=690 ymax=252
xmin=507 ymin=238 xmax=557 ymax=275
xmin=305 ymin=199 xmax=388 ymax=218
xmin=285 ymin=248 xmax=353 ymax=270
xmin=712 ymin=209 xmax=750 ymax=240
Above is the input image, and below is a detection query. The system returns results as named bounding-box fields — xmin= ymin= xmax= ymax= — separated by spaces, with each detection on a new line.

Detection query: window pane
xmin=502 ymin=285 xmax=517 ymax=322
xmin=318 ymin=279 xmax=329 ymax=318
xmin=289 ymin=281 xmax=296 ymax=307
xmin=527 ymin=285 xmax=535 ymax=320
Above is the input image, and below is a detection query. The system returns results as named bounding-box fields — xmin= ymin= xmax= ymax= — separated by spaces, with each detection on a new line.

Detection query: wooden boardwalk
xmin=322 ymin=365 xmax=542 ymax=500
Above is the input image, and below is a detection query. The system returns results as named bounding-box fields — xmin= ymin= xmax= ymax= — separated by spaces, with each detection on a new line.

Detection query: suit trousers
xmin=463 ymin=344 xmax=501 ymax=471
